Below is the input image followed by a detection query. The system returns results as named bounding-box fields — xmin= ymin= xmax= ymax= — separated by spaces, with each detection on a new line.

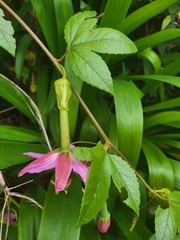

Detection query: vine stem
xmin=0 ymin=0 xmax=155 ymax=195
xmin=72 ymin=88 xmax=154 ymax=194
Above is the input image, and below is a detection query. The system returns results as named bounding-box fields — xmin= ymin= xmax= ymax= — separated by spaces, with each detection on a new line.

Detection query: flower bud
xmin=54 ymin=77 xmax=72 ymax=110
xmin=96 ymin=212 xmax=110 ymax=233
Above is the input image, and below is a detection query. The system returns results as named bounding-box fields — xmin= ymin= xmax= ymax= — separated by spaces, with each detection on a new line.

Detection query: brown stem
xmin=72 ymin=87 xmax=154 ymax=194
xmin=56 ymin=48 xmax=70 ymax=62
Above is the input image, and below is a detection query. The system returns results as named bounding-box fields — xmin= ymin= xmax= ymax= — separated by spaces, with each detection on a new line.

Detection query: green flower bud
xmin=54 ymin=77 xmax=72 ymax=110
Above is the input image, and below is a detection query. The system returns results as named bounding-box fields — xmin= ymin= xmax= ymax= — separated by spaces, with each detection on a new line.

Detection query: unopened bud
xmin=54 ymin=77 xmax=72 ymax=110
xmin=96 ymin=212 xmax=110 ymax=233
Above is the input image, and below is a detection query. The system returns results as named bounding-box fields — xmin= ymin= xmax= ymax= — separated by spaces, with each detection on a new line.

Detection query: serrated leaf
xmin=76 ymin=141 xmax=140 ymax=226
xmin=168 ymin=191 xmax=180 ymax=215
xmin=155 ymin=206 xmax=178 ymax=240
xmin=67 ymin=48 xmax=114 ymax=93
xmin=77 ymin=142 xmax=111 ymax=227
xmin=64 ymin=11 xmax=137 ymax=94
xmin=72 ymin=27 xmax=137 ymax=55
xmin=73 ymin=146 xmax=94 ymax=161
xmin=0 ymin=9 xmax=16 ymax=56
xmin=109 ymin=155 xmax=140 ymax=215
xmin=64 ymin=11 xmax=97 ymax=45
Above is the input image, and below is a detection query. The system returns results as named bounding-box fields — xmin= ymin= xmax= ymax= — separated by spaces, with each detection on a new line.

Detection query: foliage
xmin=0 ymin=0 xmax=180 ymax=239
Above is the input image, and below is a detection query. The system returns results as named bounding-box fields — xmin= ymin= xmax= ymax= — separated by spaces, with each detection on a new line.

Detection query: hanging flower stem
xmin=60 ymin=110 xmax=70 ymax=151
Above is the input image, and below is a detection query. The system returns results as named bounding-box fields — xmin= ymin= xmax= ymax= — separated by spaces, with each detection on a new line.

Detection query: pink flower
xmin=3 ymin=212 xmax=18 ymax=226
xmin=18 ymin=147 xmax=89 ymax=192
xmin=96 ymin=212 xmax=110 ymax=233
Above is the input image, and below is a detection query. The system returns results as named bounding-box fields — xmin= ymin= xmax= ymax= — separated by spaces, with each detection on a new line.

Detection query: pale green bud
xmin=54 ymin=77 xmax=72 ymax=110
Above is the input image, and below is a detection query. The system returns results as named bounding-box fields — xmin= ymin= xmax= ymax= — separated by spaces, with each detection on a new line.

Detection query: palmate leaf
xmin=67 ymin=48 xmax=114 ymax=94
xmin=64 ymin=11 xmax=137 ymax=94
xmin=155 ymin=207 xmax=178 ymax=240
xmin=155 ymin=191 xmax=180 ymax=240
xmin=0 ymin=8 xmax=16 ymax=56
xmin=76 ymin=142 xmax=111 ymax=227
xmin=76 ymin=142 xmax=140 ymax=226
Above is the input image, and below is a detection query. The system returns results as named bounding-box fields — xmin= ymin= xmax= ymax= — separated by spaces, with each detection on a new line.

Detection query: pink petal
xmin=55 ymin=152 xmax=72 ymax=192
xmin=23 ymin=152 xmax=44 ymax=158
xmin=96 ymin=217 xmax=110 ymax=233
xmin=3 ymin=212 xmax=18 ymax=226
xmin=72 ymin=158 xmax=89 ymax=185
xmin=18 ymin=149 xmax=59 ymax=176
xmin=70 ymin=144 xmax=75 ymax=149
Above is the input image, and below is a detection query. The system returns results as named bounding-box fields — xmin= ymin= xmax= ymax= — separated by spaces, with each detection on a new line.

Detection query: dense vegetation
xmin=1 ymin=0 xmax=180 ymax=239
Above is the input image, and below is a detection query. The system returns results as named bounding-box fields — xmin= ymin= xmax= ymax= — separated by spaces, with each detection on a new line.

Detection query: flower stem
xmin=60 ymin=110 xmax=70 ymax=151
xmin=100 ymin=202 xmax=109 ymax=218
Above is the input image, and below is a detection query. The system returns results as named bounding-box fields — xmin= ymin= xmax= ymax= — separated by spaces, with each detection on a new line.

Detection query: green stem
xmin=9 ymin=196 xmax=20 ymax=208
xmin=60 ymin=110 xmax=70 ymax=151
xmin=100 ymin=202 xmax=109 ymax=218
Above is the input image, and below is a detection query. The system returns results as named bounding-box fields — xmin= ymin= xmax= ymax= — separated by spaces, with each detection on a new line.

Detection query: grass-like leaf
xmin=0 ymin=9 xmax=16 ymax=56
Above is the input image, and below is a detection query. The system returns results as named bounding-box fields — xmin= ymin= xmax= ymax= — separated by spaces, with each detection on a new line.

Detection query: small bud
xmin=54 ymin=77 xmax=72 ymax=110
xmin=96 ymin=212 xmax=110 ymax=233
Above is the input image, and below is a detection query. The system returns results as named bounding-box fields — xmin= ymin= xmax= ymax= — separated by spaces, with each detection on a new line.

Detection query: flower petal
xmin=23 ymin=152 xmax=44 ymax=158
xmin=3 ymin=212 xmax=18 ymax=227
xmin=18 ymin=149 xmax=59 ymax=176
xmin=72 ymin=158 xmax=89 ymax=185
xmin=55 ymin=152 xmax=72 ymax=192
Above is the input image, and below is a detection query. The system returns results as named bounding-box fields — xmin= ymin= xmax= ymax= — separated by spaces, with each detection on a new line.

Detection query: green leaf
xmin=0 ymin=8 xmax=16 ymax=56
xmin=114 ymin=80 xmax=143 ymax=167
xmin=77 ymin=142 xmax=111 ymax=226
xmin=100 ymin=0 xmax=132 ymax=31
xmin=72 ymin=27 xmax=137 ymax=55
xmin=143 ymin=97 xmax=180 ymax=113
xmin=125 ymin=75 xmax=180 ymax=89
xmin=142 ymin=138 xmax=174 ymax=191
xmin=109 ymin=155 xmax=140 ymax=216
xmin=30 ymin=0 xmax=59 ymax=56
xmin=0 ymin=126 xmax=45 ymax=142
xmin=168 ymin=191 xmax=180 ymax=215
xmin=67 ymin=48 xmax=114 ymax=93
xmin=65 ymin=11 xmax=137 ymax=93
xmin=73 ymin=146 xmax=94 ymax=161
xmin=144 ymin=111 xmax=180 ymax=131
xmin=155 ymin=206 xmax=178 ymax=240
xmin=113 ymin=203 xmax=152 ymax=240
xmin=37 ymin=174 xmax=82 ymax=240
xmin=0 ymin=74 xmax=51 ymax=150
xmin=76 ymin=141 xmax=140 ymax=225
xmin=80 ymin=220 xmax=101 ymax=240
xmin=121 ymin=0 xmax=179 ymax=35
xmin=138 ymin=49 xmax=162 ymax=74
xmin=15 ymin=34 xmax=33 ymax=80
xmin=0 ymin=141 xmax=47 ymax=168
xmin=161 ymin=15 xmax=172 ymax=30
xmin=18 ymin=185 xmax=45 ymax=240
